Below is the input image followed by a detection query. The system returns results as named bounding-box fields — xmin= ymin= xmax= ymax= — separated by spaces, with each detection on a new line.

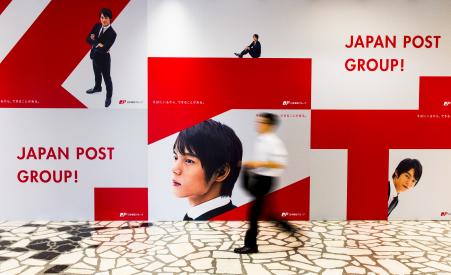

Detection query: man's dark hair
xmin=174 ymin=119 xmax=243 ymax=197
xmin=100 ymin=8 xmax=113 ymax=19
xmin=392 ymin=158 xmax=423 ymax=186
xmin=258 ymin=112 xmax=279 ymax=126
xmin=253 ymin=34 xmax=259 ymax=40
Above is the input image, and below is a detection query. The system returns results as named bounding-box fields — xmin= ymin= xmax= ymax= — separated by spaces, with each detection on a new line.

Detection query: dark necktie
xmin=183 ymin=214 xmax=193 ymax=221
xmin=388 ymin=196 xmax=399 ymax=216
xmin=99 ymin=27 xmax=104 ymax=37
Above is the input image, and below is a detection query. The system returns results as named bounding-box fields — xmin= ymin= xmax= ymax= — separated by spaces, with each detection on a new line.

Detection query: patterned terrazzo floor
xmin=0 ymin=221 xmax=450 ymax=274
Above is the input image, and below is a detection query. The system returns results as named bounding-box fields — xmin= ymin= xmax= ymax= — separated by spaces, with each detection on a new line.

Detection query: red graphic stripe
xmin=0 ymin=0 xmax=12 ymax=14
xmin=148 ymin=57 xmax=311 ymax=143
xmin=0 ymin=0 xmax=129 ymax=108
xmin=211 ymin=178 xmax=310 ymax=221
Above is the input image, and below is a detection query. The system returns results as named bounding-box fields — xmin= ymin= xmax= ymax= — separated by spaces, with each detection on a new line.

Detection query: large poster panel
xmin=388 ymin=150 xmax=451 ymax=220
xmin=148 ymin=57 xmax=311 ymax=220
xmin=149 ymin=110 xmax=310 ymax=220
xmin=0 ymin=0 xmax=147 ymax=109
xmin=0 ymin=0 xmax=149 ymax=220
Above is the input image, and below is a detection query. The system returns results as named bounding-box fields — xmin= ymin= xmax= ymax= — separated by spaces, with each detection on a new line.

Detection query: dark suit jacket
xmin=388 ymin=181 xmax=390 ymax=199
xmin=388 ymin=181 xmax=398 ymax=216
xmin=248 ymin=41 xmax=261 ymax=58
xmin=184 ymin=201 xmax=236 ymax=221
xmin=86 ymin=23 xmax=117 ymax=60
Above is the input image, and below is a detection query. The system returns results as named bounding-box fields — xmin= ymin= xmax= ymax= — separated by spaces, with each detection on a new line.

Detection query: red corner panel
xmin=94 ymin=187 xmax=148 ymax=221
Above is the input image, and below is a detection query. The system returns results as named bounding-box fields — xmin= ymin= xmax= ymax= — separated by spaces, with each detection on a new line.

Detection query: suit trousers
xmin=93 ymin=54 xmax=113 ymax=99
xmin=239 ymin=49 xmax=259 ymax=58
xmin=244 ymin=174 xmax=273 ymax=248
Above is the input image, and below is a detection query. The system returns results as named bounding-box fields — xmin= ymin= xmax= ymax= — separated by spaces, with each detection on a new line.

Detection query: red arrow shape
xmin=0 ymin=0 xmax=12 ymax=15
xmin=211 ymin=178 xmax=310 ymax=221
xmin=0 ymin=0 xmax=129 ymax=108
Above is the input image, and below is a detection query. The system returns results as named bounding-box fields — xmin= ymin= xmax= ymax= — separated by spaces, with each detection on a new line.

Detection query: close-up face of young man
xmin=392 ymin=158 xmax=422 ymax=194
xmin=100 ymin=13 xmax=111 ymax=26
xmin=393 ymin=168 xmax=417 ymax=193
xmin=170 ymin=119 xmax=242 ymax=206
xmin=171 ymin=149 xmax=220 ymax=201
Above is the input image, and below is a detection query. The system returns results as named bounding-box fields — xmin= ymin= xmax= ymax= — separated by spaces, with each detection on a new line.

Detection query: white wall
xmin=147 ymin=0 xmax=451 ymax=110
xmin=0 ymin=109 xmax=147 ymax=220
xmin=310 ymin=149 xmax=347 ymax=220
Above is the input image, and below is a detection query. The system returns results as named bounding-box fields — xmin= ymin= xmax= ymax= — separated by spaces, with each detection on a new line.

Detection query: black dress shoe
xmin=234 ymin=53 xmax=241 ymax=58
xmin=278 ymin=220 xmax=297 ymax=233
xmin=234 ymin=246 xmax=258 ymax=254
xmin=86 ymin=87 xmax=102 ymax=94
xmin=105 ymin=97 xmax=112 ymax=108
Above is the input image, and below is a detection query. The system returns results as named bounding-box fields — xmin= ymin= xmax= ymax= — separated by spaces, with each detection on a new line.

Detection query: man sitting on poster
xmin=234 ymin=34 xmax=261 ymax=58
xmin=172 ymin=119 xmax=243 ymax=220
xmin=388 ymin=158 xmax=423 ymax=216
xmin=86 ymin=8 xmax=117 ymax=108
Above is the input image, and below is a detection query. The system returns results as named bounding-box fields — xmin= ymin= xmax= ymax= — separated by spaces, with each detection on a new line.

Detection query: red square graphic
xmin=94 ymin=188 xmax=148 ymax=221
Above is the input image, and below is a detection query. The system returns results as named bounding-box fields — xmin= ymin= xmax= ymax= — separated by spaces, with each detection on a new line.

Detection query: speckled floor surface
xmin=0 ymin=220 xmax=450 ymax=274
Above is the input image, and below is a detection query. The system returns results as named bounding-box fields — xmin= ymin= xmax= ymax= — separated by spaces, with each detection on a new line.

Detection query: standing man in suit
xmin=234 ymin=34 xmax=261 ymax=58
xmin=234 ymin=113 xmax=294 ymax=254
xmin=86 ymin=8 xmax=117 ymax=108
xmin=388 ymin=158 xmax=423 ymax=217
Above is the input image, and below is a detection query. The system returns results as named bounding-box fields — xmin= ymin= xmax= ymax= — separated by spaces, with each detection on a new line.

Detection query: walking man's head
xmin=256 ymin=113 xmax=279 ymax=134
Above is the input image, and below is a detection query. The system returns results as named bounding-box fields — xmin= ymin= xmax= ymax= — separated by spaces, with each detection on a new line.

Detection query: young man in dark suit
xmin=235 ymin=34 xmax=261 ymax=58
xmin=86 ymin=8 xmax=117 ymax=108
xmin=388 ymin=158 xmax=423 ymax=216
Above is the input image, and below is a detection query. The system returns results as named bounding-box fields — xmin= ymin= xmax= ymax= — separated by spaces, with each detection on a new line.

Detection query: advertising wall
xmin=0 ymin=0 xmax=450 ymax=220
xmin=147 ymin=0 xmax=451 ymax=221
xmin=147 ymin=57 xmax=311 ymax=221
